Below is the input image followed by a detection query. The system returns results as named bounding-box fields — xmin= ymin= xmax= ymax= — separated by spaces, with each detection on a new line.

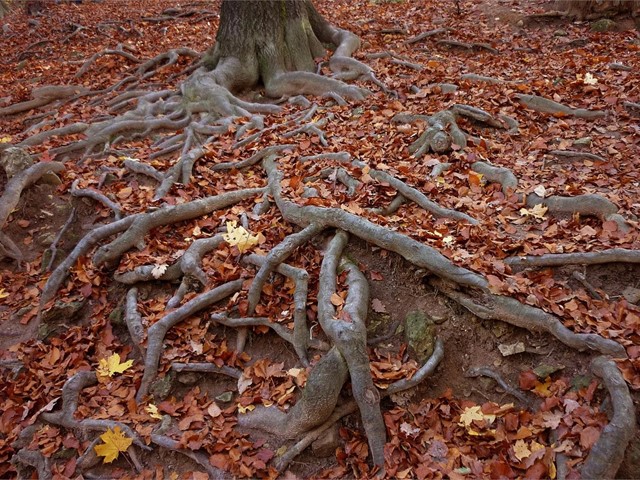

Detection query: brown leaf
xmin=579 ymin=426 xmax=600 ymax=450
xmin=371 ymin=298 xmax=386 ymax=313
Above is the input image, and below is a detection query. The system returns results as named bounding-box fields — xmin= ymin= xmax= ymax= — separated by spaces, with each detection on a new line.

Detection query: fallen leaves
xmin=222 ymin=220 xmax=260 ymax=253
xmin=96 ymin=353 xmax=134 ymax=379
xmin=94 ymin=426 xmax=133 ymax=463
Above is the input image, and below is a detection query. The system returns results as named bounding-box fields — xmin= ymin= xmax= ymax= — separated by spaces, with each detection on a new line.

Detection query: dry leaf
xmin=222 ymin=220 xmax=259 ymax=253
xmin=583 ymin=72 xmax=598 ymax=85
xmin=459 ymin=406 xmax=484 ymax=426
xmin=0 ymin=288 xmax=9 ymax=299
xmin=96 ymin=353 xmax=134 ymax=378
xmin=207 ymin=402 xmax=222 ymax=418
xmin=145 ymin=404 xmax=163 ymax=420
xmin=520 ymin=204 xmax=548 ymax=219
xmin=533 ymin=185 xmax=546 ymax=197
xmin=371 ymin=298 xmax=387 ymax=313
xmin=151 ymin=264 xmax=168 ymax=279
xmin=513 ymin=439 xmax=531 ymax=461
xmin=94 ymin=426 xmax=133 ymax=463
xmin=330 ymin=293 xmax=344 ymax=306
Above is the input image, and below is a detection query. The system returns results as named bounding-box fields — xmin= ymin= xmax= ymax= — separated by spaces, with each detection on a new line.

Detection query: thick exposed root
xmin=275 ymin=338 xmax=445 ymax=472
xmin=136 ymin=279 xmax=244 ymax=402
xmin=0 ymin=85 xmax=88 ymax=117
xmin=39 ymin=371 xmax=149 ymax=449
xmin=93 ymin=188 xmax=264 ymax=267
xmin=238 ymin=346 xmax=349 ymax=438
xmin=246 ymin=223 xmax=324 ymax=314
xmin=506 ymin=248 xmax=640 ymax=268
xmin=581 ymin=356 xmax=636 ymax=478
xmin=465 ymin=366 xmax=532 ymax=407
xmin=265 ymin=155 xmax=626 ymax=359
xmin=0 ymin=160 xmax=65 ymax=261
xmin=431 ymin=278 xmax=626 ymax=357
xmin=318 ymin=231 xmax=385 ymax=466
xmin=515 ymin=93 xmax=606 ymax=119
xmin=70 ymin=179 xmax=122 ymax=220
xmin=244 ymin=253 xmax=313 ymax=365
xmin=125 ymin=288 xmax=145 ymax=355
xmin=171 ymin=362 xmax=242 ymax=379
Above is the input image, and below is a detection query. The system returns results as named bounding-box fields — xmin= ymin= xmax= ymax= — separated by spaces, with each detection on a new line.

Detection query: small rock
xmin=498 ymin=341 xmax=525 ymax=357
xmin=177 ymin=372 xmax=199 ymax=385
xmin=404 ymin=310 xmax=436 ymax=363
xmin=151 ymin=371 xmax=175 ymax=401
xmin=553 ymin=29 xmax=568 ymax=36
xmin=573 ymin=136 xmax=592 ymax=147
xmin=622 ymin=287 xmax=640 ymax=304
xmin=0 ymin=147 xmax=33 ymax=179
xmin=590 ymin=19 xmax=616 ymax=32
xmin=312 ymin=424 xmax=341 ymax=457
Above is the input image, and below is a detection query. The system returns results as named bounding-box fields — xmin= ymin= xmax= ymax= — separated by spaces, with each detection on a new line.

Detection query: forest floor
xmin=0 ymin=0 xmax=639 ymax=479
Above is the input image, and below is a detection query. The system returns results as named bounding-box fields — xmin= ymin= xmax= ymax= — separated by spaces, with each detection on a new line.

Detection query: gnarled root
xmin=0 ymin=159 xmax=65 ymax=261
xmin=581 ymin=356 xmax=636 ymax=479
xmin=136 ymin=279 xmax=244 ymax=402
xmin=238 ymin=345 xmax=349 ymax=438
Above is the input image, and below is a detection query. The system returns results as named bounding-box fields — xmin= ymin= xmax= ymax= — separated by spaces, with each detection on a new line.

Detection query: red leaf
xmin=519 ymin=371 xmax=538 ymax=390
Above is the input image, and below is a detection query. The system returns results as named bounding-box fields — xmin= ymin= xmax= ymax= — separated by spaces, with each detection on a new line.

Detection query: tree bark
xmin=555 ymin=0 xmax=640 ymax=19
xmin=203 ymin=0 xmax=336 ymax=93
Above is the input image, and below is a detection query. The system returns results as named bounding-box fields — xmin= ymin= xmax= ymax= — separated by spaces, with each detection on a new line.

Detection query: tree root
xmin=352 ymin=158 xmax=479 ymax=224
xmin=437 ymin=39 xmax=499 ymax=54
xmin=123 ymin=158 xmax=164 ymax=182
xmin=515 ymin=93 xmax=606 ymax=119
xmin=394 ymin=104 xmax=503 ymax=156
xmin=0 ymin=160 xmax=65 ymax=261
xmin=125 ymin=288 xmax=145 ymax=355
xmin=39 ymin=371 xmax=149 ymax=450
xmin=171 ymin=362 xmax=242 ymax=379
xmin=547 ymin=150 xmax=607 ymax=163
xmin=465 ymin=366 xmax=532 ymax=407
xmin=45 ymin=207 xmax=76 ymax=271
xmin=11 ymin=449 xmax=52 ymax=480
xmin=246 ymin=223 xmax=324 ymax=314
xmin=211 ymin=313 xmax=329 ymax=357
xmin=71 ymin=179 xmax=122 ymax=220
xmin=471 ymin=161 xmax=518 ymax=193
xmin=93 ymin=188 xmax=264 ymax=267
xmin=243 ymin=253 xmax=314 ymax=365
xmin=405 ymin=28 xmax=451 ymax=44
xmin=151 ymin=433 xmax=230 ymax=478
xmin=40 ymin=216 xmax=136 ymax=312
xmin=0 ymin=85 xmax=88 ymax=117
xmin=318 ymin=233 xmax=386 ymax=466
xmin=137 ymin=279 xmax=244 ymax=402
xmin=275 ymin=338 xmax=445 ymax=472
xmin=430 ymin=278 xmax=626 ymax=357
xmin=581 ymin=356 xmax=636 ymax=479
xmin=506 ymin=248 xmax=640 ymax=268
xmin=75 ymin=44 xmax=141 ymax=78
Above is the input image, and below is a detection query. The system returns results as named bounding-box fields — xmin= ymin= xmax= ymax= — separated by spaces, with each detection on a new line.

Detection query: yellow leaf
xmin=96 ymin=353 xmax=134 ymax=378
xmin=237 ymin=404 xmax=255 ymax=414
xmin=520 ymin=203 xmax=548 ymax=219
xmin=0 ymin=288 xmax=9 ymax=299
xmin=145 ymin=403 xmax=163 ymax=420
xmin=0 ymin=136 xmax=12 ymax=143
xmin=94 ymin=426 xmax=133 ymax=463
xmin=222 ymin=221 xmax=259 ymax=253
xmin=549 ymin=460 xmax=557 ymax=479
xmin=459 ymin=406 xmax=484 ymax=426
xmin=513 ymin=439 xmax=532 ymax=461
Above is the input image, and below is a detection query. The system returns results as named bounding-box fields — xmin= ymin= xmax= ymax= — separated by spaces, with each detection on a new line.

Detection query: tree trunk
xmin=0 ymin=0 xmax=10 ymax=18
xmin=555 ymin=0 xmax=640 ymax=19
xmin=203 ymin=0 xmax=346 ymax=94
